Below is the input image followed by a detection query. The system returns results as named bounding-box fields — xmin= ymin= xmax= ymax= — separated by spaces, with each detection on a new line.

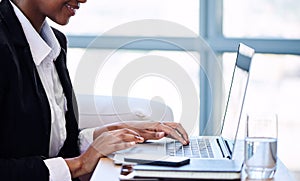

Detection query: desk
xmin=90 ymin=158 xmax=295 ymax=181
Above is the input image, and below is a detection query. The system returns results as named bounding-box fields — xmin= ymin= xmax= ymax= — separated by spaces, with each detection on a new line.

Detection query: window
xmin=223 ymin=0 xmax=300 ymax=39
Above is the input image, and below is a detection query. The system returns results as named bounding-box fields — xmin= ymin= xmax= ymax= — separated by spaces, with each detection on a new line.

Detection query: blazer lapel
xmin=0 ymin=0 xmax=28 ymax=47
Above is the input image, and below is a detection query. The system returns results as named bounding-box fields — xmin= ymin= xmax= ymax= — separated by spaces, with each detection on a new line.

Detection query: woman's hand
xmin=122 ymin=121 xmax=190 ymax=145
xmin=90 ymin=128 xmax=144 ymax=157
xmin=65 ymin=128 xmax=144 ymax=178
xmin=94 ymin=121 xmax=189 ymax=145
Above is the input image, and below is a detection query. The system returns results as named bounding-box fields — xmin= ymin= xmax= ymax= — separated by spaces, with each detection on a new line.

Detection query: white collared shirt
xmin=11 ymin=0 xmax=67 ymax=158
xmin=11 ymin=2 xmax=95 ymax=181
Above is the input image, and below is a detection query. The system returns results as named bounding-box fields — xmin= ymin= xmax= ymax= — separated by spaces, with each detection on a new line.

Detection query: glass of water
xmin=244 ymin=114 xmax=278 ymax=179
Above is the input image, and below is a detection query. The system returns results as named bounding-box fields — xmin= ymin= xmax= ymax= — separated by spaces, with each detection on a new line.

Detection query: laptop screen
xmin=221 ymin=43 xmax=255 ymax=142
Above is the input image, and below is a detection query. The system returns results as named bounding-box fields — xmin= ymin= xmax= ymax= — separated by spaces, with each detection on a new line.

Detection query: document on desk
xmin=131 ymin=160 xmax=241 ymax=180
xmin=119 ymin=162 xmax=240 ymax=180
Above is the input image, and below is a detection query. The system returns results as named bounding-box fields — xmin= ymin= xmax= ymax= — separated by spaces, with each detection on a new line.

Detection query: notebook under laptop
xmin=115 ymin=43 xmax=255 ymax=180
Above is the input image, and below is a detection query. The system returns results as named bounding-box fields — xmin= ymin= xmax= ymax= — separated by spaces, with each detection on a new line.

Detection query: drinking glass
xmin=244 ymin=114 xmax=278 ymax=179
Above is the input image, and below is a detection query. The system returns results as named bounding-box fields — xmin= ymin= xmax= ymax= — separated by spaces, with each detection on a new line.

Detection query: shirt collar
xmin=10 ymin=1 xmax=61 ymax=66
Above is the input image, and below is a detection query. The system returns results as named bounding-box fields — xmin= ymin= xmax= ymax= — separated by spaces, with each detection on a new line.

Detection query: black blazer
xmin=0 ymin=0 xmax=80 ymax=180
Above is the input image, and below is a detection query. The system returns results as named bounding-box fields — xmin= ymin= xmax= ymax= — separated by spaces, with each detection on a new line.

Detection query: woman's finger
xmin=92 ymin=131 xmax=139 ymax=156
xmin=110 ymin=128 xmax=144 ymax=143
xmin=162 ymin=122 xmax=189 ymax=144
xmin=112 ymin=128 xmax=140 ymax=137
xmin=118 ymin=133 xmax=144 ymax=143
xmin=139 ymin=130 xmax=165 ymax=140
xmin=153 ymin=123 xmax=187 ymax=145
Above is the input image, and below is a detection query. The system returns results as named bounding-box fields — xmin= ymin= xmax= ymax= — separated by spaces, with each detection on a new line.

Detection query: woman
xmin=0 ymin=0 xmax=189 ymax=180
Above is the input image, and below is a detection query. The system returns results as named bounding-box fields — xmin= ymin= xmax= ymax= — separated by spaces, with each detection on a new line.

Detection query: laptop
xmin=115 ymin=43 xmax=255 ymax=180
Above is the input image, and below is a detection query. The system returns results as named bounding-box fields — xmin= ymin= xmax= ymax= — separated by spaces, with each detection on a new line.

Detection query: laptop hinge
xmin=224 ymin=139 xmax=233 ymax=156
xmin=216 ymin=138 xmax=231 ymax=159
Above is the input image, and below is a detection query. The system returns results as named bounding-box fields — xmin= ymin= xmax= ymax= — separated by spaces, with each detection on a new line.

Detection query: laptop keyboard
xmin=166 ymin=138 xmax=214 ymax=158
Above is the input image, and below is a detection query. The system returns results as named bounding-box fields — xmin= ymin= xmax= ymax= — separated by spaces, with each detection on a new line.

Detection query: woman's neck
xmin=11 ymin=0 xmax=45 ymax=32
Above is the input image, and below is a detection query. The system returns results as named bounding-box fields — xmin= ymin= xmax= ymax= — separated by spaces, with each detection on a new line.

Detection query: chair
xmin=76 ymin=94 xmax=174 ymax=130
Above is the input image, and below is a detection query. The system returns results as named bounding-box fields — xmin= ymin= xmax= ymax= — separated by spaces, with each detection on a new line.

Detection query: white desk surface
xmin=90 ymin=157 xmax=295 ymax=181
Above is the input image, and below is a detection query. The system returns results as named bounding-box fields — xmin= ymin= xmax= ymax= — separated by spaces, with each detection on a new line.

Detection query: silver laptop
xmin=115 ymin=43 xmax=255 ymax=179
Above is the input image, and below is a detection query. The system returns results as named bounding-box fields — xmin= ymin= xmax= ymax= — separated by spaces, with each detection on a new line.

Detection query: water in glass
xmin=245 ymin=137 xmax=277 ymax=179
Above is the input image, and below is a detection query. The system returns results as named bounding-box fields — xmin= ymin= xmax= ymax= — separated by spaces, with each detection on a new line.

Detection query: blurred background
xmin=50 ymin=0 xmax=300 ymax=179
